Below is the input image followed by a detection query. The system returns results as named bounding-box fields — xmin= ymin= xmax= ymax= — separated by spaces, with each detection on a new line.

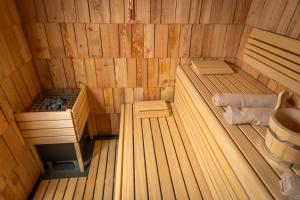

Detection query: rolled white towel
xmin=212 ymin=93 xmax=277 ymax=108
xmin=223 ymin=106 xmax=272 ymax=125
xmin=280 ymin=172 xmax=300 ymax=199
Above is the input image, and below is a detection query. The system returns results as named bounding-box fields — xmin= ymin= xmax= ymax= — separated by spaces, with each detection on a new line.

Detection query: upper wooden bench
xmin=176 ymin=65 xmax=293 ymax=199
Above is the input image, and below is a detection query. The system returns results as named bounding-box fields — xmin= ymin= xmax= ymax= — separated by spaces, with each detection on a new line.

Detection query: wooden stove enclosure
xmin=15 ymin=86 xmax=89 ymax=144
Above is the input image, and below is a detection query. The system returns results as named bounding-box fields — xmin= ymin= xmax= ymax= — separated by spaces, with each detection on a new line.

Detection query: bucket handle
xmin=275 ymin=90 xmax=289 ymax=111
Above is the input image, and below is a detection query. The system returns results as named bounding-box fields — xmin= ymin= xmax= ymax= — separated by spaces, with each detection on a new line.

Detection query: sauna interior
xmin=1 ymin=0 xmax=300 ymax=199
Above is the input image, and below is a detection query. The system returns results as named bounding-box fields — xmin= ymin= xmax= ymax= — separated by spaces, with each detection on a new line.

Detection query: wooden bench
xmin=115 ymin=28 xmax=300 ymax=199
xmin=175 ymin=65 xmax=295 ymax=199
xmin=115 ymin=64 xmax=292 ymax=199
xmin=115 ymin=104 xmax=215 ymax=199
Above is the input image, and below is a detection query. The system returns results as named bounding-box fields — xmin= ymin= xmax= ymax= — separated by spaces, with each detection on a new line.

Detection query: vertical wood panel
xmin=176 ymin=0 xmax=191 ymax=23
xmin=75 ymin=0 xmax=90 ymax=22
xmin=286 ymin=3 xmax=300 ymax=39
xmin=161 ymin=86 xmax=174 ymax=101
xmin=119 ymin=24 xmax=132 ymax=58
xmin=144 ymin=24 xmax=154 ymax=58
xmin=15 ymin=0 xmax=37 ymax=23
xmin=86 ymin=24 xmax=102 ymax=57
xmin=136 ymin=0 xmax=151 ymax=23
xmin=220 ymin=0 xmax=236 ymax=24
xmin=200 ymin=0 xmax=213 ymax=24
xmin=0 ymin=77 xmax=24 ymax=111
xmin=24 ymin=23 xmax=50 ymax=58
xmin=89 ymin=88 xmax=105 ymax=113
xmin=132 ymin=24 xmax=144 ymax=58
xmin=113 ymin=88 xmax=125 ymax=113
xmin=74 ymin=23 xmax=89 ymax=58
xmin=276 ymin=0 xmax=298 ymax=34
xmin=100 ymin=24 xmax=119 ymax=58
xmin=63 ymin=59 xmax=77 ymax=88
xmin=190 ymin=24 xmax=204 ymax=57
xmin=246 ymin=0 xmax=266 ymax=26
xmin=62 ymin=0 xmax=77 ymax=22
xmin=189 ymin=0 xmax=202 ymax=23
xmin=134 ymin=88 xmax=144 ymax=101
xmin=95 ymin=58 xmax=116 ymax=88
xmin=61 ymin=23 xmax=78 ymax=58
xmin=21 ymin=62 xmax=40 ymax=97
xmin=35 ymin=59 xmax=53 ymax=89
xmin=45 ymin=23 xmax=65 ymax=58
xmin=104 ymin=88 xmax=114 ymax=113
xmin=169 ymin=58 xmax=179 ymax=85
xmin=125 ymin=88 xmax=134 ymax=103
xmin=168 ymin=24 xmax=180 ymax=57
xmin=115 ymin=58 xmax=128 ymax=88
xmin=144 ymin=87 xmax=160 ymax=100
xmin=161 ymin=0 xmax=176 ymax=23
xmin=33 ymin=0 xmax=47 ymax=22
xmin=158 ymin=58 xmax=170 ymax=87
xmin=202 ymin=24 xmax=214 ymax=57
xmin=89 ymin=0 xmax=110 ymax=23
xmin=73 ymin=58 xmax=87 ymax=87
xmin=127 ymin=58 xmax=137 ymax=87
xmin=210 ymin=24 xmax=227 ymax=57
xmin=85 ymin=59 xmax=97 ymax=88
xmin=209 ymin=0 xmax=223 ymax=23
xmin=44 ymin=0 xmax=64 ymax=22
xmin=136 ymin=59 xmax=148 ymax=87
xmin=48 ymin=59 xmax=67 ymax=88
xmin=258 ymin=0 xmax=277 ymax=29
xmin=148 ymin=58 xmax=159 ymax=87
xmin=151 ymin=0 xmax=162 ymax=23
xmin=95 ymin=114 xmax=111 ymax=133
xmin=233 ymin=0 xmax=251 ymax=24
xmin=179 ymin=25 xmax=192 ymax=57
xmin=11 ymin=79 xmax=28 ymax=105
xmin=110 ymin=0 xmax=124 ymax=23
xmin=155 ymin=24 xmax=168 ymax=57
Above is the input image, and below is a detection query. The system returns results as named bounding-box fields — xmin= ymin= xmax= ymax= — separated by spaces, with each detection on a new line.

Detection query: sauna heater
xmin=15 ymin=86 xmax=90 ymax=173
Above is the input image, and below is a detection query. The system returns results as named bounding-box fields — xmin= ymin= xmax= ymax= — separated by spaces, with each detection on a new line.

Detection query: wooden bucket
xmin=265 ymin=91 xmax=300 ymax=165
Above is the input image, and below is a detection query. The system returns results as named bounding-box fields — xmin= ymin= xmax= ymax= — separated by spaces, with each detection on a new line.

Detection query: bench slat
xmin=121 ymin=104 xmax=134 ymax=199
xmin=159 ymin=117 xmax=190 ymax=200
xmin=133 ymin=117 xmax=148 ymax=199
xmin=150 ymin=118 xmax=176 ymax=199
xmin=142 ymin=118 xmax=162 ymax=200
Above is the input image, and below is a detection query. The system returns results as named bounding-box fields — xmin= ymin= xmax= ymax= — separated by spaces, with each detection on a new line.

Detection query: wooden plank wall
xmin=237 ymin=0 xmax=300 ymax=97
xmin=0 ymin=0 xmax=42 ymax=199
xmin=15 ymin=0 xmax=251 ymax=135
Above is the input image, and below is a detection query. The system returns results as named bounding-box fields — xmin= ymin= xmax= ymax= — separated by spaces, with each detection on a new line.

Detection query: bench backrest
xmin=243 ymin=28 xmax=300 ymax=94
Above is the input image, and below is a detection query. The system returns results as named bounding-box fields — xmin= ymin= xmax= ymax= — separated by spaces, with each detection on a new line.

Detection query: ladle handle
xmin=275 ymin=90 xmax=289 ymax=110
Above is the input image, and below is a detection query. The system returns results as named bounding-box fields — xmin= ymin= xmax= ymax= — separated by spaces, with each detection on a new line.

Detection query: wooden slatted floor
xmin=116 ymin=104 xmax=213 ymax=199
xmin=33 ymin=139 xmax=118 ymax=200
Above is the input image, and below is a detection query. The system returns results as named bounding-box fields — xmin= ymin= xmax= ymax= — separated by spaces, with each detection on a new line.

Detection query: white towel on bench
xmin=212 ymin=93 xmax=277 ymax=108
xmin=223 ymin=106 xmax=272 ymax=125
xmin=280 ymin=172 xmax=300 ymax=199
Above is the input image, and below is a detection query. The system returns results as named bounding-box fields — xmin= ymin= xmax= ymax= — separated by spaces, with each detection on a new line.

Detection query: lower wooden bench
xmin=115 ymin=104 xmax=214 ymax=200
